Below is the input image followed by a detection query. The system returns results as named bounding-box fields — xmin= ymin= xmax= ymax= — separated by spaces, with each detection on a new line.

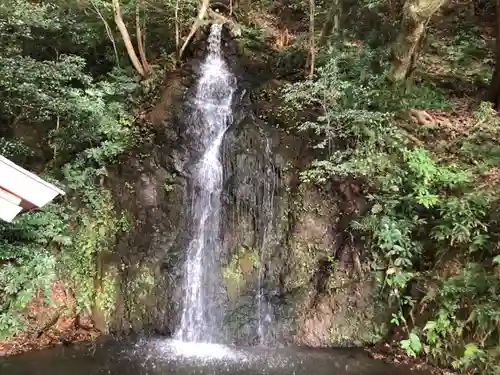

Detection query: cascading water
xmin=175 ymin=23 xmax=236 ymax=343
xmin=255 ymin=137 xmax=279 ymax=345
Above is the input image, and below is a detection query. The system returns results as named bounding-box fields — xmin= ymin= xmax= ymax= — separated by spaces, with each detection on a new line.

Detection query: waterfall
xmin=175 ymin=23 xmax=236 ymax=343
xmin=256 ymin=137 xmax=278 ymax=345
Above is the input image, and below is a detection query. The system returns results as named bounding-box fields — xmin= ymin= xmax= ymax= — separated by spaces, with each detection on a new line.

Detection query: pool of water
xmin=0 ymin=338 xmax=426 ymax=375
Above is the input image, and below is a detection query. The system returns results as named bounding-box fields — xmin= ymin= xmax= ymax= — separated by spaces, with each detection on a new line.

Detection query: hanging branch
xmin=90 ymin=0 xmax=121 ymax=67
xmin=136 ymin=0 xmax=151 ymax=75
xmin=178 ymin=0 xmax=210 ymax=60
xmin=112 ymin=0 xmax=146 ymax=76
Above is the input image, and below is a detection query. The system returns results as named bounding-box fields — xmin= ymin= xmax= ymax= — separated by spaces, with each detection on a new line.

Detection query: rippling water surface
xmin=0 ymin=338 xmax=427 ymax=375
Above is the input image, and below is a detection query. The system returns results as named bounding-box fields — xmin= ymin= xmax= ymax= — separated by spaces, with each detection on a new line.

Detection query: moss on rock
xmin=223 ymin=246 xmax=259 ymax=301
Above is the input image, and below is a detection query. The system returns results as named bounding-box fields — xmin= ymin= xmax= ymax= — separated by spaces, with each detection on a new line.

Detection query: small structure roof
xmin=0 ymin=155 xmax=65 ymax=222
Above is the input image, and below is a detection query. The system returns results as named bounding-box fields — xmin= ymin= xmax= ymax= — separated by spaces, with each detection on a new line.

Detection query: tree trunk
xmin=179 ymin=0 xmax=210 ymax=60
xmin=112 ymin=0 xmax=145 ymax=77
xmin=136 ymin=0 xmax=151 ymax=75
xmin=389 ymin=0 xmax=446 ymax=82
xmin=90 ymin=0 xmax=120 ymax=67
xmin=307 ymin=0 xmax=315 ymax=79
xmin=175 ymin=0 xmax=181 ymax=55
xmin=489 ymin=0 xmax=500 ymax=110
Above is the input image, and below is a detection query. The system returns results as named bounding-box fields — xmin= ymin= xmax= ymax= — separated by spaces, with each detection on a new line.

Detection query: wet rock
xmin=99 ymin=23 xmax=391 ymax=348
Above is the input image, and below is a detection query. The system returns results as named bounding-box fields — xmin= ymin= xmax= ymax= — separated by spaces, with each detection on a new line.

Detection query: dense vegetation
xmin=0 ymin=0 xmax=137 ymax=338
xmin=283 ymin=1 xmax=500 ymax=374
xmin=0 ymin=0 xmax=499 ymax=374
xmin=0 ymin=0 xmax=191 ymax=340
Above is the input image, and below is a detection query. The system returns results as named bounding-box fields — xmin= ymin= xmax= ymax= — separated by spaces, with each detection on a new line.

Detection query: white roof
xmin=0 ymin=155 xmax=65 ymax=222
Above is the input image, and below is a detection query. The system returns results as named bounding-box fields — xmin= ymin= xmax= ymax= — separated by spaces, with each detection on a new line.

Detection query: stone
xmin=99 ymin=23 xmax=390 ymax=349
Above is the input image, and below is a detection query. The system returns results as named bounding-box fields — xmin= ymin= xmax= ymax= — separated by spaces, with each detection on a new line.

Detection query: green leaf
xmin=463 ymin=343 xmax=479 ymax=358
xmin=409 ymin=332 xmax=422 ymax=353
xmin=400 ymin=339 xmax=411 ymax=350
xmin=423 ymin=320 xmax=437 ymax=331
xmin=371 ymin=203 xmax=383 ymax=214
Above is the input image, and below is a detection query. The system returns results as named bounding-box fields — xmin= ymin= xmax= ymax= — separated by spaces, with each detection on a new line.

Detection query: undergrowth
xmin=0 ymin=1 xmax=147 ymax=340
xmin=0 ymin=68 xmax=138 ymax=339
xmin=282 ymin=36 xmax=500 ymax=374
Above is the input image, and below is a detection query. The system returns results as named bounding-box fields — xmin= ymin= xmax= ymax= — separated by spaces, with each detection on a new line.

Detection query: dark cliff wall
xmin=97 ymin=24 xmax=390 ymax=347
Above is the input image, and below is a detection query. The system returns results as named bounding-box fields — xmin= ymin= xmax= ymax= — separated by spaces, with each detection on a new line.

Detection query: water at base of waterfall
xmin=0 ymin=338 xmax=421 ymax=375
xmin=174 ymin=23 xmax=236 ymax=343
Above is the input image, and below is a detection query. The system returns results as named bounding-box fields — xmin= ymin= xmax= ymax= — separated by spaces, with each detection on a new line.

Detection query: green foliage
xmin=0 ymin=202 xmax=76 ymax=338
xmin=426 ymin=24 xmax=494 ymax=85
xmin=455 ymin=101 xmax=500 ymax=167
xmin=0 ymin=188 xmax=127 ymax=338
xmin=222 ymin=246 xmax=259 ymax=285
xmin=283 ymin=37 xmax=500 ymax=374
xmin=0 ymin=0 xmax=143 ymax=339
xmin=0 ymin=0 xmax=203 ymax=340
xmin=59 ymin=190 xmax=122 ymax=312
xmin=400 ymin=331 xmax=422 ymax=357
xmin=0 ymin=138 xmax=31 ymax=159
xmin=87 ymin=0 xmax=198 ymax=62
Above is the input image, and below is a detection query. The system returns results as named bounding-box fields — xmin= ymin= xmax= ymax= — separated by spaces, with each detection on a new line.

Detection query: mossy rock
xmin=223 ymin=246 xmax=259 ymax=301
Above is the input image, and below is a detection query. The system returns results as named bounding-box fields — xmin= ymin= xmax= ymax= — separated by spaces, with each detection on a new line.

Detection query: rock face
xmin=101 ymin=24 xmax=389 ymax=347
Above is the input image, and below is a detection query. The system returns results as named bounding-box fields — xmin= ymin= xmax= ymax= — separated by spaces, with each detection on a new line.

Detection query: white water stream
xmin=175 ymin=24 xmax=236 ymax=343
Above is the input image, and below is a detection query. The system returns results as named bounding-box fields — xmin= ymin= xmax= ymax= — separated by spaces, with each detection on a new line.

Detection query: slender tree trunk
xmin=90 ymin=0 xmax=120 ymax=67
xmin=179 ymin=0 xmax=210 ymax=60
xmin=136 ymin=0 xmax=151 ymax=75
xmin=306 ymin=0 xmax=316 ymax=79
xmin=112 ymin=0 xmax=145 ymax=77
xmin=175 ymin=0 xmax=181 ymax=55
xmin=489 ymin=0 xmax=500 ymax=110
xmin=389 ymin=0 xmax=446 ymax=82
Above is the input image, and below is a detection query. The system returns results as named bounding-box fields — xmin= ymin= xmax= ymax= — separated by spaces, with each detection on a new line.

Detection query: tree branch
xmin=112 ymin=0 xmax=145 ymax=77
xmin=179 ymin=0 xmax=210 ymax=60
xmin=90 ymin=0 xmax=120 ymax=67
xmin=136 ymin=0 xmax=151 ymax=75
